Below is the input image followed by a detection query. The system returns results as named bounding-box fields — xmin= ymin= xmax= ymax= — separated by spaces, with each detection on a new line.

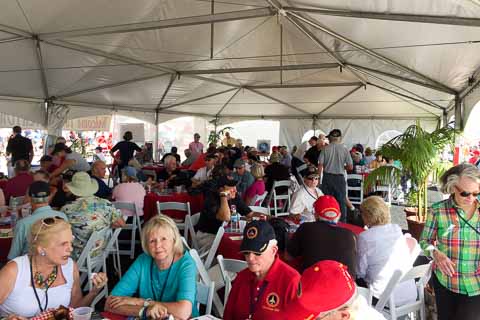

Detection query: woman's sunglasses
xmin=455 ymin=186 xmax=480 ymax=198
xmin=306 ymin=176 xmax=319 ymax=181
xmin=33 ymin=216 xmax=65 ymax=242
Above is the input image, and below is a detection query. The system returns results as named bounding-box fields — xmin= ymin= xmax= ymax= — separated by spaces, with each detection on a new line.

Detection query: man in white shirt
xmin=191 ymin=153 xmax=216 ymax=187
xmin=283 ymin=260 xmax=386 ymax=320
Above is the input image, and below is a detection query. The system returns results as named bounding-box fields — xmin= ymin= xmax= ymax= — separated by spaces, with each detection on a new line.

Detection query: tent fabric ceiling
xmin=0 ymin=0 xmax=480 ymax=125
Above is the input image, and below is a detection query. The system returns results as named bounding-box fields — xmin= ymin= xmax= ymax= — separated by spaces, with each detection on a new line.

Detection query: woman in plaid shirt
xmin=420 ymin=164 xmax=480 ymax=320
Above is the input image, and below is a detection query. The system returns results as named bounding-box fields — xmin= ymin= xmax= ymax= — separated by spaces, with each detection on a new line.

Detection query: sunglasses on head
xmin=455 ymin=186 xmax=480 ymax=198
xmin=33 ymin=216 xmax=65 ymax=242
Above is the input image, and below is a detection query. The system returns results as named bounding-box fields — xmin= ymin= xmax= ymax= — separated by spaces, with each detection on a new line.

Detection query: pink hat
xmin=313 ymin=195 xmax=341 ymax=222
xmin=283 ymin=260 xmax=357 ymax=319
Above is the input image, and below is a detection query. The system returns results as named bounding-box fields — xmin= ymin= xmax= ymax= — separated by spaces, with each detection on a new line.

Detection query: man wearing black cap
xmin=319 ymin=129 xmax=353 ymax=222
xmin=223 ymin=221 xmax=301 ymax=320
xmin=7 ymin=181 xmax=67 ymax=259
xmin=196 ymin=175 xmax=253 ymax=249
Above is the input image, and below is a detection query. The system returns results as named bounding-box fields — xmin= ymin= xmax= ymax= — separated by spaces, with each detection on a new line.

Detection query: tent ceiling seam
xmin=246 ymin=87 xmax=311 ymax=115
xmin=317 ymin=85 xmax=363 ymax=115
xmin=155 ymin=74 xmax=176 ymax=111
xmin=160 ymin=87 xmax=238 ymax=111
xmin=216 ymin=88 xmax=242 ymax=116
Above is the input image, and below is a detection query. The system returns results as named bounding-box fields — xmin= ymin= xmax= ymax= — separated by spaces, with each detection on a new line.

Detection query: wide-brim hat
xmin=66 ymin=172 xmax=99 ymax=197
xmin=282 ymin=260 xmax=357 ymax=319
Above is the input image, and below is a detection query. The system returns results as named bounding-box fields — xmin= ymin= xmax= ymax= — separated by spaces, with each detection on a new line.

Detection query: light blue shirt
xmin=8 ymin=206 xmax=68 ymax=260
xmin=111 ymin=251 xmax=198 ymax=317
xmin=232 ymin=171 xmax=255 ymax=196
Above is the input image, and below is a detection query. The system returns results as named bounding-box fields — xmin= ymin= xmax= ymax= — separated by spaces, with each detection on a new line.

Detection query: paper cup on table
xmin=239 ymin=220 xmax=247 ymax=232
xmin=175 ymin=185 xmax=182 ymax=193
xmin=72 ymin=307 xmax=93 ymax=320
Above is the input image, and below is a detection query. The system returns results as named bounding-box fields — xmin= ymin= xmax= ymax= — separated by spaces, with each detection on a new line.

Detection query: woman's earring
xmin=40 ymin=250 xmax=46 ymax=256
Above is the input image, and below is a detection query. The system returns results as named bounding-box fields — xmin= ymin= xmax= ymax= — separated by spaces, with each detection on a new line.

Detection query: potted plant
xmin=365 ymin=122 xmax=457 ymax=240
xmin=207 ymin=121 xmax=233 ymax=146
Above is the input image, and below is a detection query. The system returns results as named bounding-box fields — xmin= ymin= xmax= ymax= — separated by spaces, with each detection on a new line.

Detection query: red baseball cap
xmin=283 ymin=260 xmax=357 ymax=319
xmin=313 ymin=195 xmax=340 ymax=222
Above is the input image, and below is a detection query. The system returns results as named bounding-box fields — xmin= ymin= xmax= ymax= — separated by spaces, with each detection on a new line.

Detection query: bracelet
xmin=219 ymin=192 xmax=228 ymax=197
xmin=138 ymin=307 xmax=145 ymax=318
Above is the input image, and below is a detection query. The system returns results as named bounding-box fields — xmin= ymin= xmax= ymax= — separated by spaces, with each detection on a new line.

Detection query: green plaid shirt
xmin=420 ymin=197 xmax=480 ymax=296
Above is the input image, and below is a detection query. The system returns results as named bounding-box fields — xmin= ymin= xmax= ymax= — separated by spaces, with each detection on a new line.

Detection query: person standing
xmin=420 ymin=164 xmax=480 ymax=320
xmin=6 ymin=126 xmax=34 ymax=166
xmin=189 ymin=133 xmax=203 ymax=155
xmin=221 ymin=132 xmax=236 ymax=147
xmin=110 ymin=131 xmax=142 ymax=171
xmin=318 ymin=129 xmax=353 ymax=222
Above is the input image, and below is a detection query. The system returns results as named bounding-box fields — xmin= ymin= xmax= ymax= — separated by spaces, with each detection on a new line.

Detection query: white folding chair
xmin=76 ymin=228 xmax=111 ymax=309
xmin=106 ymin=228 xmax=122 ymax=277
xmin=375 ymin=185 xmax=392 ymax=206
xmin=295 ymin=163 xmax=308 ymax=186
xmin=203 ymin=226 xmax=225 ymax=270
xmin=267 ymin=180 xmax=292 ymax=217
xmin=189 ymin=249 xmax=225 ymax=316
xmin=196 ymin=281 xmax=215 ymax=316
xmin=375 ymin=262 xmax=433 ymax=320
xmin=114 ymin=202 xmax=142 ymax=259
xmin=157 ymin=201 xmax=191 ymax=237
xmin=185 ymin=212 xmax=201 ymax=251
xmin=357 ymin=286 xmax=372 ymax=306
xmin=249 ymin=191 xmax=268 ymax=206
xmin=249 ymin=206 xmax=270 ymax=215
xmin=346 ymin=174 xmax=364 ymax=205
xmin=405 ymin=234 xmax=421 ymax=266
xmin=217 ymin=255 xmax=248 ymax=305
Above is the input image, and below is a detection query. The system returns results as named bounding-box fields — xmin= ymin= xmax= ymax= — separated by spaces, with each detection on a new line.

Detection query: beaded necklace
xmin=33 ymin=262 xmax=58 ymax=288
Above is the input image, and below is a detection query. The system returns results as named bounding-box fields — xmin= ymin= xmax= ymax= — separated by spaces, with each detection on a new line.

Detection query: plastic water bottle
xmin=10 ymin=201 xmax=17 ymax=229
xmin=231 ymin=205 xmax=238 ymax=232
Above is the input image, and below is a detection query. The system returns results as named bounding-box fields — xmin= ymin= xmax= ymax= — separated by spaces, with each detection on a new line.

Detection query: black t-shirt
xmin=6 ymin=134 xmax=33 ymax=164
xmin=111 ymin=141 xmax=141 ymax=166
xmin=197 ymin=193 xmax=251 ymax=234
xmin=304 ymin=146 xmax=321 ymax=166
xmin=264 ymin=162 xmax=290 ymax=193
xmin=287 ymin=221 xmax=357 ymax=277
xmin=157 ymin=169 xmax=181 ymax=187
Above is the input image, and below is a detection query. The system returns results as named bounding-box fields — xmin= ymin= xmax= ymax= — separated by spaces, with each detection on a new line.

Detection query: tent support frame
xmin=246 ymin=87 xmax=311 ymax=115
xmin=216 ymin=88 xmax=242 ymax=117
xmin=34 ymin=38 xmax=50 ymax=99
xmin=154 ymin=74 xmax=176 ymax=161
xmin=317 ymin=85 xmax=363 ymax=116
xmin=160 ymin=87 xmax=238 ymax=111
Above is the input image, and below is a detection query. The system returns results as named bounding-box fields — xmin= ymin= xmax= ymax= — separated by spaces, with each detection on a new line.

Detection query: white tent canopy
xmin=1 ymin=0 xmax=480 ymax=148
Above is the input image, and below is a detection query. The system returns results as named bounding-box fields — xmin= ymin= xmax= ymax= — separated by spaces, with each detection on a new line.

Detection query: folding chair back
xmin=185 ymin=212 xmax=201 ymax=250
xmin=114 ymin=202 xmax=141 ymax=259
xmin=268 ymin=180 xmax=292 ymax=217
xmin=249 ymin=206 xmax=270 ymax=215
xmin=204 ymin=226 xmax=225 ymax=270
xmin=217 ymin=255 xmax=247 ymax=305
xmin=196 ymin=281 xmax=215 ymax=316
xmin=250 ymin=191 xmax=268 ymax=206
xmin=157 ymin=201 xmax=191 ymax=237
xmin=346 ymin=174 xmax=364 ymax=205
xmin=357 ymin=286 xmax=372 ymax=306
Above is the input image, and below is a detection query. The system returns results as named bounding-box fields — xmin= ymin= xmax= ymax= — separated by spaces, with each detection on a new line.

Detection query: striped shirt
xmin=420 ymin=197 xmax=480 ymax=296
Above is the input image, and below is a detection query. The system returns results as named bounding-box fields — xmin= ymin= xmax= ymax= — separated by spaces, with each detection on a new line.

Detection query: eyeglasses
xmin=306 ymin=176 xmax=319 ymax=180
xmin=33 ymin=216 xmax=64 ymax=242
xmin=455 ymin=186 xmax=480 ymax=198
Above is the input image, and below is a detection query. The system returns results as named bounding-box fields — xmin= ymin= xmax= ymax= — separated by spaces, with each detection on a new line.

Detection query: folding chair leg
xmin=130 ymin=218 xmax=137 ymax=259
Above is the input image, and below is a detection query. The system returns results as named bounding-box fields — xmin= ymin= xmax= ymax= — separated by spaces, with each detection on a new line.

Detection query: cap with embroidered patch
xmin=240 ymin=220 xmax=276 ymax=254
xmin=282 ymin=260 xmax=357 ymax=319
xmin=314 ymin=195 xmax=341 ymax=222
xmin=28 ymin=181 xmax=51 ymax=203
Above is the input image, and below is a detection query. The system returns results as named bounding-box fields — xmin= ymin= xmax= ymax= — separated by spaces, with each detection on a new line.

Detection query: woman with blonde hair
xmin=0 ymin=217 xmax=107 ymax=317
xmin=106 ymin=214 xmax=197 ymax=319
xmin=244 ymin=162 xmax=266 ymax=205
xmin=357 ymin=196 xmax=416 ymax=306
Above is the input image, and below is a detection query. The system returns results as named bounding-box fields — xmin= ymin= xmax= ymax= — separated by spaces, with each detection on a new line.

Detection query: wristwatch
xmin=219 ymin=191 xmax=229 ymax=197
xmin=143 ymin=298 xmax=152 ymax=307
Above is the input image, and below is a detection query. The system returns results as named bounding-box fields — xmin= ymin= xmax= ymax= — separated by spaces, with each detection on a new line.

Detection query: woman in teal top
xmin=105 ymin=215 xmax=198 ymax=319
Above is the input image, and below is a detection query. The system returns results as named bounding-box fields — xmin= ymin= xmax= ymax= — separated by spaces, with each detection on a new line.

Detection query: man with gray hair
xmin=7 ymin=181 xmax=68 ymax=259
xmin=318 ymin=129 xmax=353 ymax=222
xmin=223 ymin=220 xmax=301 ymax=319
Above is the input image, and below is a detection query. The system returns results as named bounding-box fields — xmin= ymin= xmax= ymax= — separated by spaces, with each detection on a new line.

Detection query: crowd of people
xmin=0 ymin=125 xmax=478 ymax=320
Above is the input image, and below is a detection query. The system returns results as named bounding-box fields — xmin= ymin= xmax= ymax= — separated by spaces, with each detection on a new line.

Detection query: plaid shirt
xmin=420 ymin=197 xmax=480 ymax=296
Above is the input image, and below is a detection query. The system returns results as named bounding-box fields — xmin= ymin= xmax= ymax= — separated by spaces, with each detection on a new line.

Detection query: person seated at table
xmin=191 ymin=153 xmax=216 ymax=188
xmin=244 ymin=163 xmax=266 ymax=206
xmin=196 ymin=175 xmax=254 ymax=249
xmin=369 ymin=150 xmax=386 ymax=170
xmin=181 ymin=148 xmax=197 ymax=167
xmin=8 ymin=181 xmax=68 ymax=260
xmin=364 ymin=147 xmax=375 ymax=166
xmin=223 ymin=220 xmax=301 ymax=320
xmin=264 ymin=153 xmax=290 ymax=194
xmin=349 ymin=151 xmax=366 ymax=174
xmin=50 ymin=143 xmax=91 ymax=178
xmin=90 ymin=160 xmax=112 ymax=199
xmin=279 ymin=146 xmax=292 ymax=169
xmin=289 ymin=166 xmax=324 ymax=222
xmin=105 ymin=215 xmax=198 ymax=319
xmin=49 ymin=170 xmax=76 ymax=210
xmin=282 ymin=260 xmax=386 ymax=320
xmin=61 ymin=172 xmax=125 ymax=260
xmin=0 ymin=218 xmax=108 ymax=317
xmin=286 ymin=195 xmax=357 ymax=276
xmin=39 ymin=155 xmax=53 ymax=172
xmin=4 ymin=159 xmax=34 ymax=204
xmin=112 ymin=166 xmax=145 ymax=218
xmin=24 ymin=170 xmax=57 ymax=206
xmin=357 ymin=196 xmax=417 ymax=306
xmin=161 ymin=146 xmax=181 ymax=164
xmin=157 ymin=155 xmax=180 ymax=188
xmin=110 ymin=131 xmax=142 ymax=172
xmin=232 ymin=159 xmax=254 ymax=198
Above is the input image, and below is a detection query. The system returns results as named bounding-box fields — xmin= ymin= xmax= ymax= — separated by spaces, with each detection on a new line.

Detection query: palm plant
xmin=365 ymin=122 xmax=457 ymax=221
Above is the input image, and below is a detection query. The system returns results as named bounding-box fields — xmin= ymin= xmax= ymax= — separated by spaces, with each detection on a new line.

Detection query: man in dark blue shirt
xmin=91 ymin=160 xmax=112 ymax=199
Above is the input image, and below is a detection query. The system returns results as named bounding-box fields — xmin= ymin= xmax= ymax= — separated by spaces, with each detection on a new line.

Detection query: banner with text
xmin=64 ymin=115 xmax=112 ymax=132
xmin=0 ymin=112 xmax=44 ymax=129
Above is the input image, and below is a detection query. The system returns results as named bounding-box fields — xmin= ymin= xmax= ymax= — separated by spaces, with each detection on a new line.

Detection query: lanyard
xmin=303 ymin=185 xmax=319 ymax=201
xmin=248 ymin=281 xmax=268 ymax=319
xmin=29 ymin=257 xmax=51 ymax=313
xmin=150 ymin=256 xmax=175 ymax=301
xmin=454 ymin=207 xmax=480 ymax=236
